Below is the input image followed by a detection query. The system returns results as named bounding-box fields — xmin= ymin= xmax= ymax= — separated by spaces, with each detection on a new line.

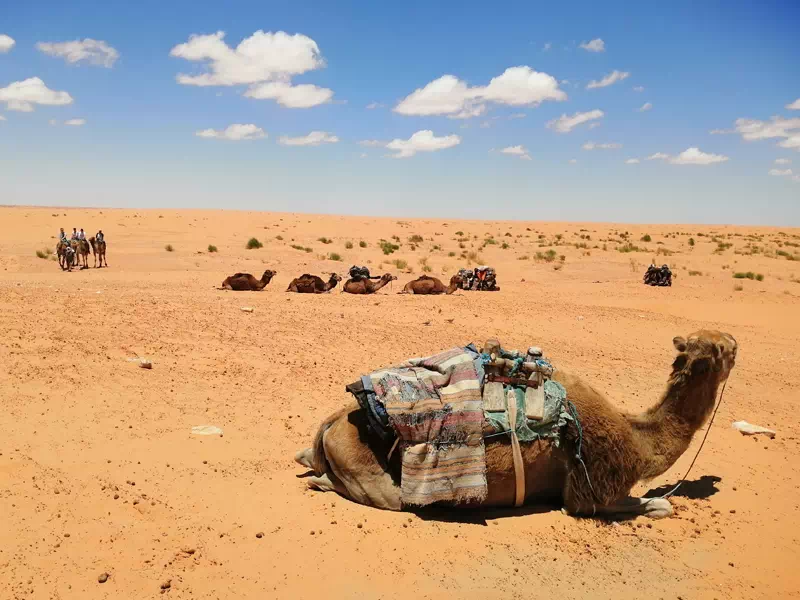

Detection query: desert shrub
xmin=484 ymin=237 xmax=497 ymax=246
xmin=345 ymin=241 xmax=354 ymax=249
xmin=246 ymin=237 xmax=263 ymax=249
xmin=409 ymin=234 xmax=424 ymax=243
xmin=518 ymin=255 xmax=529 ymax=260
xmin=165 ymin=244 xmax=174 ymax=252
xmin=641 ymin=234 xmax=652 ymax=242
xmin=432 ymin=244 xmax=441 ymax=251
xmin=734 ymin=284 xmax=744 ymax=291
xmin=35 ymin=250 xmax=47 ymax=259
xmin=455 ymin=231 xmax=464 ymax=236
xmin=328 ymin=252 xmax=343 ymax=261
xmin=553 ymin=263 xmax=563 ymax=271
xmin=657 ymin=247 xmax=673 ymax=256
xmin=467 ymin=251 xmax=479 ymax=263
xmin=688 ymin=238 xmax=695 ymax=246
xmin=422 ymin=264 xmax=432 ymax=273
xmin=318 ymin=237 xmax=332 ymax=244
xmin=688 ymin=270 xmax=702 ymax=276
xmin=448 ymin=251 xmax=456 ymax=257
xmin=574 ymin=242 xmax=588 ymax=249
xmin=617 ymin=242 xmax=645 ymax=253
xmin=359 ymin=240 xmax=367 ymax=248
xmin=732 ymin=272 xmax=764 ymax=281
xmin=380 ymin=240 xmax=400 ymax=255
xmin=392 ymin=259 xmax=408 ymax=270
xmin=207 ymin=244 xmax=218 ymax=253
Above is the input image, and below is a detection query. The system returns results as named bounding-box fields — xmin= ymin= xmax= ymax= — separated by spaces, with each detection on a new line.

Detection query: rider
xmin=59 ymin=228 xmax=68 ymax=244
xmin=71 ymin=227 xmax=79 ymax=240
xmin=96 ymin=230 xmax=104 ymax=243
xmin=78 ymin=228 xmax=86 ymax=241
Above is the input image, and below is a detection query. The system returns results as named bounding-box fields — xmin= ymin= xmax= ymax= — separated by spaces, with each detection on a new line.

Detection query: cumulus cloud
xmin=769 ymin=168 xmax=792 ymax=177
xmin=587 ymin=70 xmax=630 ymax=89
xmin=646 ymin=148 xmax=729 ymax=165
xmin=547 ymin=109 xmax=603 ymax=133
xmin=196 ymin=123 xmax=266 ymax=141
xmin=0 ymin=77 xmax=73 ymax=112
xmin=170 ymin=30 xmax=333 ymax=108
xmin=638 ymin=102 xmax=652 ymax=112
xmin=385 ymin=130 xmax=461 ymax=158
xmin=582 ymin=141 xmax=621 ymax=150
xmin=775 ymin=158 xmax=791 ymax=165
xmin=36 ymin=39 xmax=119 ymax=67
xmin=731 ymin=116 xmax=800 ymax=152
xmin=625 ymin=158 xmax=640 ymax=164
xmin=579 ymin=38 xmax=605 ymax=53
xmin=64 ymin=118 xmax=86 ymax=126
xmin=499 ymin=145 xmax=532 ymax=160
xmin=244 ymin=81 xmax=333 ymax=108
xmin=278 ymin=131 xmax=339 ymax=146
xmin=633 ymin=86 xmax=644 ymax=92
xmin=786 ymin=98 xmax=800 ymax=110
xmin=394 ymin=67 xmax=566 ymax=118
xmin=0 ymin=34 xmax=15 ymax=53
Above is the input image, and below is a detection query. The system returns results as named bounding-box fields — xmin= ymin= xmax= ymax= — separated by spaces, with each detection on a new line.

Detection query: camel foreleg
xmin=566 ymin=496 xmax=673 ymax=520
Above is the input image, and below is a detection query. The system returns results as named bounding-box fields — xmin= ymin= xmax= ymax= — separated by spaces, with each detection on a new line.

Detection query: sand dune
xmin=2 ymin=206 xmax=799 ymax=599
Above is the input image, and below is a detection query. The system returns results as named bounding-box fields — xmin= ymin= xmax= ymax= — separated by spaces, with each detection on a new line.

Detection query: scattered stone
xmin=310 ymin=530 xmax=315 ymax=535
xmin=730 ymin=509 xmax=736 ymax=514
xmin=98 ymin=573 xmax=109 ymax=584
xmin=114 ymin=494 xmax=119 ymax=500
xmin=357 ymin=523 xmax=363 ymax=529
xmin=256 ymin=532 xmax=264 ymax=539
xmin=64 ymin=533 xmax=70 ymax=538
xmin=160 ymin=580 xmax=171 ymax=590
xmin=330 ymin=520 xmax=337 ymax=525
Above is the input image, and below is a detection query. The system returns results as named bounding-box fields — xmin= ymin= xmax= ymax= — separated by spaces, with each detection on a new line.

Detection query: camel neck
xmin=626 ymin=370 xmax=721 ymax=480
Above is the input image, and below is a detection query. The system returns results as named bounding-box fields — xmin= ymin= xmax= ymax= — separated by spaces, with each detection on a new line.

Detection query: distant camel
xmin=343 ymin=273 xmax=397 ymax=295
xmin=56 ymin=240 xmax=70 ymax=270
xmin=220 ymin=270 xmax=277 ymax=291
xmin=287 ymin=273 xmax=341 ymax=293
xmin=71 ymin=239 xmax=90 ymax=269
xmin=89 ymin=236 xmax=108 ymax=268
xmin=400 ymin=274 xmax=460 ymax=295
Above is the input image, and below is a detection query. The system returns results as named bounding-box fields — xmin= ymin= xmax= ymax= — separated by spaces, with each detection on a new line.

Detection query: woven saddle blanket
xmin=349 ymin=344 xmax=569 ymax=507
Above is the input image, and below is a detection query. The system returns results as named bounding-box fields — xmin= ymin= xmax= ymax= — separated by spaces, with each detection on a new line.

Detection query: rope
xmin=566 ymin=400 xmax=599 ymax=507
xmin=659 ymin=378 xmax=728 ymax=499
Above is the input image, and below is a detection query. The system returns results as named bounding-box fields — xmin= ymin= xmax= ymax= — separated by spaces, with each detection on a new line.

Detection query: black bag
xmin=349 ymin=265 xmax=371 ymax=281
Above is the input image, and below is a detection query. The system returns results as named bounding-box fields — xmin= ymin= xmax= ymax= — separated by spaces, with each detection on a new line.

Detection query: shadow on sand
xmin=644 ymin=475 xmax=721 ymax=500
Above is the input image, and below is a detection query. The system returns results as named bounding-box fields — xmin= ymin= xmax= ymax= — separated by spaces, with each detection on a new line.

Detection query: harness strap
xmin=506 ymin=390 xmax=525 ymax=507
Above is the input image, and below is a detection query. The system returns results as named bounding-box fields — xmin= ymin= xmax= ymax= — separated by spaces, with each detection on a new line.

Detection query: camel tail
xmin=311 ymin=406 xmax=349 ymax=476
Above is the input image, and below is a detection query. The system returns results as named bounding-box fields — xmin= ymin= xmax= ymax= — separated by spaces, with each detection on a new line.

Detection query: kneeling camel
xmin=342 ymin=273 xmax=397 ymax=294
xmin=400 ymin=274 xmax=460 ymax=295
xmin=220 ymin=270 xmax=277 ymax=291
xmin=286 ymin=273 xmax=341 ymax=293
xmin=296 ymin=330 xmax=737 ymax=520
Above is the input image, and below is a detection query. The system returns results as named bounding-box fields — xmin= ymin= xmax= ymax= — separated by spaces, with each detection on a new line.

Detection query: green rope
xmin=566 ymin=400 xmax=599 ymax=507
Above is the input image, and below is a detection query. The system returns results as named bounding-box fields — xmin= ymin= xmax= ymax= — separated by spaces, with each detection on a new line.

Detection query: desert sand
xmin=1 ymin=205 xmax=799 ymax=599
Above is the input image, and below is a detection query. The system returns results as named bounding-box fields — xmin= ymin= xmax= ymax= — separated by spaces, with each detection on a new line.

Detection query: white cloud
xmin=731 ymin=116 xmax=800 ymax=152
xmin=0 ymin=34 xmax=15 ymax=53
xmin=36 ymin=39 xmax=119 ymax=67
xmin=278 ymin=131 xmax=339 ymax=146
xmin=775 ymin=158 xmax=791 ymax=165
xmin=579 ymin=38 xmax=605 ymax=53
xmin=385 ymin=130 xmax=461 ymax=158
xmin=568 ymin=158 xmax=577 ymax=164
xmin=244 ymin=81 xmax=332 ymax=108
xmin=587 ymin=70 xmax=630 ymax=89
xmin=647 ymin=152 xmax=670 ymax=161
xmin=786 ymin=98 xmax=800 ymax=110
xmin=358 ymin=139 xmax=384 ymax=147
xmin=582 ymin=141 xmax=621 ymax=150
xmin=780 ymin=135 xmax=800 ymax=151
xmin=0 ymin=77 xmax=73 ymax=112
xmin=670 ymin=147 xmax=729 ymax=165
xmin=625 ymin=158 xmax=640 ymax=164
xmin=64 ymin=118 xmax=86 ymax=126
xmin=547 ymin=109 xmax=603 ymax=133
xmin=499 ymin=145 xmax=532 ymax=160
xmin=543 ymin=42 xmax=552 ymax=51
xmin=196 ymin=123 xmax=266 ymax=141
xmin=638 ymin=102 xmax=652 ymax=112
xmin=366 ymin=102 xmax=384 ymax=109
xmin=633 ymin=85 xmax=644 ymax=92
xmin=394 ymin=67 xmax=566 ymax=118
xmin=769 ymin=168 xmax=792 ymax=177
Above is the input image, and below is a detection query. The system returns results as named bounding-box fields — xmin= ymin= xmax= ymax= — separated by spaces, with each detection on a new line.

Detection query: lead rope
xmin=659 ymin=378 xmax=728 ymax=499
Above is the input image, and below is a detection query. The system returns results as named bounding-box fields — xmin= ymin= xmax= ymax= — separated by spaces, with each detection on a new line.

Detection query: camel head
xmin=329 ymin=273 xmax=343 ymax=283
xmin=380 ymin=273 xmax=398 ymax=283
xmin=262 ymin=270 xmax=277 ymax=282
xmin=671 ymin=330 xmax=737 ymax=382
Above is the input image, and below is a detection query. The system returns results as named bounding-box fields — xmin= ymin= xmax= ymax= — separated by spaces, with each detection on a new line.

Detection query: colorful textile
xmin=360 ymin=346 xmax=487 ymax=506
xmin=483 ymin=380 xmax=571 ymax=444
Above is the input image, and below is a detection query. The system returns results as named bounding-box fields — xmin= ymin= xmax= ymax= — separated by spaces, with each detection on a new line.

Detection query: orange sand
xmin=1 ymin=206 xmax=799 ymax=599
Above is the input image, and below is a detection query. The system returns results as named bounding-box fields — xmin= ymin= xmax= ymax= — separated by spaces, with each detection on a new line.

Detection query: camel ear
xmin=673 ymin=336 xmax=687 ymax=352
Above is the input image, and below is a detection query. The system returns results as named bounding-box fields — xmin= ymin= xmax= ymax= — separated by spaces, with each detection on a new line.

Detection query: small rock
xmin=114 ymin=494 xmax=119 ymax=500
xmin=357 ymin=523 xmax=363 ymax=529
xmin=729 ymin=562 xmax=735 ymax=567
xmin=730 ymin=509 xmax=736 ymax=514
xmin=160 ymin=580 xmax=171 ymax=590
xmin=330 ymin=520 xmax=337 ymax=525
xmin=256 ymin=532 xmax=264 ymax=538
xmin=310 ymin=530 xmax=315 ymax=535
xmin=98 ymin=573 xmax=109 ymax=584
xmin=64 ymin=533 xmax=70 ymax=538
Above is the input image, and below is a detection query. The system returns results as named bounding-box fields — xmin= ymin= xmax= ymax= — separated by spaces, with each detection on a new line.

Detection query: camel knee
xmin=308 ymin=474 xmax=339 ymax=494
xmin=294 ymin=447 xmax=314 ymax=470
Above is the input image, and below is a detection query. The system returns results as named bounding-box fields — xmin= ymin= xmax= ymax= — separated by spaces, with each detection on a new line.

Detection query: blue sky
xmin=1 ymin=0 xmax=799 ymax=224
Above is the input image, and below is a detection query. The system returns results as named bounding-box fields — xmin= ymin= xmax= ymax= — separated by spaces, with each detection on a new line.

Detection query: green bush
xmin=392 ymin=259 xmax=408 ymax=269
xmin=359 ymin=241 xmax=367 ymax=248
xmin=641 ymin=234 xmax=652 ymax=242
xmin=732 ymin=271 xmax=764 ymax=281
xmin=36 ymin=250 xmax=47 ymax=259
xmin=165 ymin=244 xmax=174 ymax=252
xmin=380 ymin=240 xmax=400 ymax=255
xmin=318 ymin=237 xmax=332 ymax=244
xmin=328 ymin=252 xmax=343 ymax=261
xmin=688 ymin=238 xmax=695 ymax=246
xmin=345 ymin=241 xmax=354 ymax=249
xmin=408 ymin=235 xmax=424 ymax=243
xmin=448 ymin=251 xmax=456 ymax=257
xmin=246 ymin=237 xmax=263 ymax=249
xmin=207 ymin=244 xmax=218 ymax=253
xmin=276 ymin=235 xmax=284 ymax=241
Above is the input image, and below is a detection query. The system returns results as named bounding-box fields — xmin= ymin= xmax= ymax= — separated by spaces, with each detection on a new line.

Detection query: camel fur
xmin=343 ymin=273 xmax=397 ymax=295
xmin=400 ymin=274 xmax=460 ymax=295
xmin=287 ymin=273 xmax=342 ymax=294
xmin=221 ymin=270 xmax=277 ymax=291
xmin=295 ymin=330 xmax=737 ymax=520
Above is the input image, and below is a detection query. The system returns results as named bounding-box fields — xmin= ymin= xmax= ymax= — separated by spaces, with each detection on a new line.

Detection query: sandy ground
xmin=1 ymin=206 xmax=799 ymax=600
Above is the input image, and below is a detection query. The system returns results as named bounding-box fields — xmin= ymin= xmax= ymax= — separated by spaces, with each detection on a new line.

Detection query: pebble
xmin=160 ymin=580 xmax=171 ymax=590
xmin=730 ymin=509 xmax=736 ymax=514
xmin=114 ymin=494 xmax=119 ymax=500
xmin=357 ymin=523 xmax=363 ymax=529
xmin=256 ymin=532 xmax=264 ymax=539
xmin=98 ymin=573 xmax=109 ymax=584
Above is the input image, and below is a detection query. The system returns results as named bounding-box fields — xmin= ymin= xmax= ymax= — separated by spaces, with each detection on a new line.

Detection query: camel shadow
xmin=411 ymin=501 xmax=560 ymax=526
xmin=644 ymin=475 xmax=721 ymax=500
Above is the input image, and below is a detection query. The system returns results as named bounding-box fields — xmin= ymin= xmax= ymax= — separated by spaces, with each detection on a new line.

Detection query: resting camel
xmin=71 ymin=239 xmax=90 ymax=269
xmin=220 ymin=270 xmax=277 ymax=291
xmin=400 ymin=274 xmax=460 ymax=295
xmin=89 ymin=237 xmax=108 ymax=268
xmin=295 ymin=330 xmax=737 ymax=520
xmin=342 ymin=273 xmax=397 ymax=294
xmin=286 ymin=273 xmax=342 ymax=293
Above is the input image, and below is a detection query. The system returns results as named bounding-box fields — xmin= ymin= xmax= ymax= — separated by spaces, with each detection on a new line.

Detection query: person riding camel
xmin=59 ymin=228 xmax=68 ymax=244
xmin=71 ymin=228 xmax=78 ymax=240
xmin=78 ymin=228 xmax=86 ymax=241
xmin=96 ymin=230 xmax=104 ymax=243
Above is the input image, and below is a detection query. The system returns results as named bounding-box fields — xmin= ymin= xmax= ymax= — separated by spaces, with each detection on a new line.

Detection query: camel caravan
xmin=56 ymin=227 xmax=107 ymax=271
xmin=219 ymin=265 xmax=490 ymax=296
xmin=295 ymin=330 xmax=737 ymax=519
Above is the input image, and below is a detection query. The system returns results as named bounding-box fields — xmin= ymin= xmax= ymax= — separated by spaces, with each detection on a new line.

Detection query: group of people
xmin=59 ymin=227 xmax=104 ymax=244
